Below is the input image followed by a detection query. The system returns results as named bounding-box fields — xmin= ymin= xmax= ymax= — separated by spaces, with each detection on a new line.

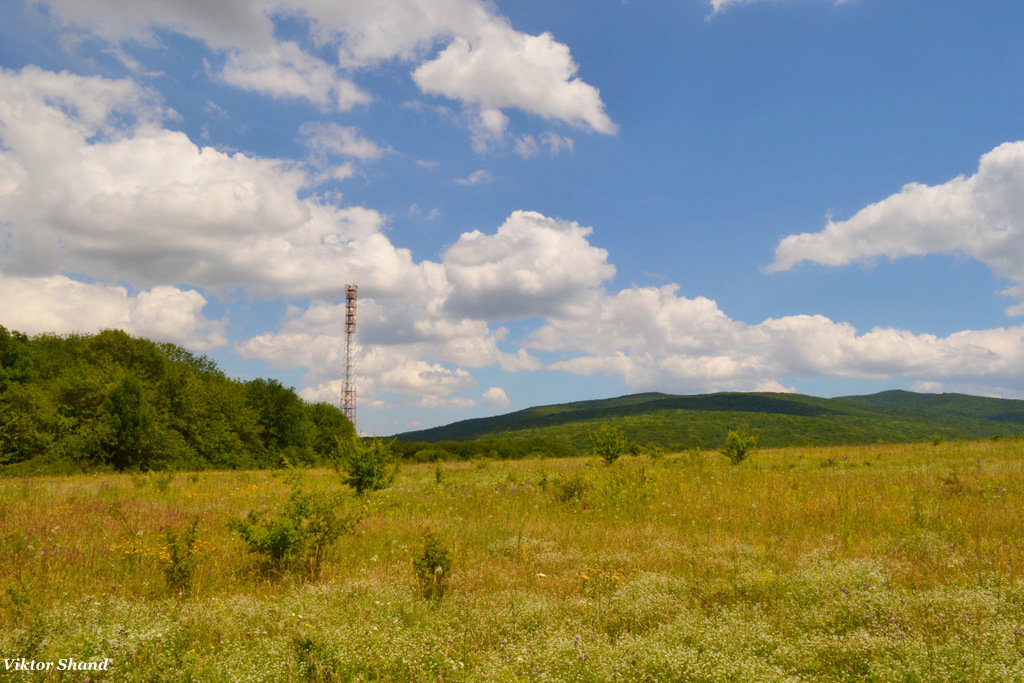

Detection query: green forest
xmin=0 ymin=327 xmax=353 ymax=474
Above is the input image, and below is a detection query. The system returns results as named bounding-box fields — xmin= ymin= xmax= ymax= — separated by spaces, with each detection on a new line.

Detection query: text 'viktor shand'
xmin=4 ymin=657 xmax=112 ymax=672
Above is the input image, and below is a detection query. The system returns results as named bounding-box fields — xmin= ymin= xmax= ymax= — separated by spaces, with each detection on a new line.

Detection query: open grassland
xmin=2 ymin=441 xmax=1024 ymax=681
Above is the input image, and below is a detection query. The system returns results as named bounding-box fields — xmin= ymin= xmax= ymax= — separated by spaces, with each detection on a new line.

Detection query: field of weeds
xmin=2 ymin=440 xmax=1024 ymax=681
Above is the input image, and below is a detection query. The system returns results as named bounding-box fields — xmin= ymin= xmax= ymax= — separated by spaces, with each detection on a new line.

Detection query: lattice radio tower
xmin=341 ymin=284 xmax=358 ymax=431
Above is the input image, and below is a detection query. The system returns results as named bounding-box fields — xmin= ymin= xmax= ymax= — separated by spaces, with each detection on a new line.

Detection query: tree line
xmin=0 ymin=327 xmax=354 ymax=474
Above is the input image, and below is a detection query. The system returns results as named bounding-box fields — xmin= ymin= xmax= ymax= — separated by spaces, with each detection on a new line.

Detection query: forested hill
xmin=0 ymin=327 xmax=354 ymax=473
xmin=393 ymin=390 xmax=1024 ymax=451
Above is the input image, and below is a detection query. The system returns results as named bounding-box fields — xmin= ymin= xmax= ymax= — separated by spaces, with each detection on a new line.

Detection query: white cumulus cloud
xmin=413 ymin=24 xmax=616 ymax=136
xmin=531 ymin=284 xmax=1024 ymax=396
xmin=0 ymin=274 xmax=226 ymax=349
xmin=442 ymin=210 xmax=615 ymax=319
xmin=34 ymin=0 xmax=615 ymax=141
xmin=0 ymin=67 xmax=434 ymax=301
xmin=768 ymin=141 xmax=1024 ymax=314
xmin=482 ymin=386 xmax=510 ymax=408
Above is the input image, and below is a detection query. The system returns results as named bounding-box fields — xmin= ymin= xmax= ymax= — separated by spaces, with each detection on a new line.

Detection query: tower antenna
xmin=342 ymin=284 xmax=358 ymax=432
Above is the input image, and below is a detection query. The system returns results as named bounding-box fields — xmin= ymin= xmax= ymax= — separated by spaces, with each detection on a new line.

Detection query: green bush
xmin=228 ymin=484 xmax=357 ymax=578
xmin=588 ymin=423 xmax=627 ymax=465
xmin=293 ymin=635 xmax=347 ymax=681
xmin=721 ymin=430 xmax=757 ymax=465
xmin=412 ymin=532 xmax=453 ymax=601
xmin=162 ymin=519 xmax=201 ymax=594
xmin=152 ymin=470 xmax=175 ymax=493
xmin=337 ymin=436 xmax=398 ymax=495
xmin=553 ymin=473 xmax=587 ymax=503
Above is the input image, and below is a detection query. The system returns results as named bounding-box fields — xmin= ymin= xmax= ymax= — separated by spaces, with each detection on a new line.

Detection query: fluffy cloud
xmin=413 ymin=22 xmax=617 ymax=136
xmin=299 ymin=122 xmax=383 ymax=161
xmin=34 ymin=0 xmax=615 ymax=140
xmin=253 ymin=338 xmax=479 ymax=406
xmin=442 ymin=211 xmax=615 ymax=319
xmin=0 ymin=67 xmax=433 ymax=300
xmin=296 ymin=0 xmax=616 ymax=135
xmin=531 ymin=284 xmax=1024 ymax=395
xmin=482 ymin=386 xmax=510 ymax=408
xmin=286 ymin=0 xmax=481 ymax=66
xmin=220 ymin=42 xmax=370 ymax=110
xmin=0 ymin=274 xmax=226 ymax=349
xmin=768 ymin=141 xmax=1024 ymax=312
xmin=454 ymin=169 xmax=492 ymax=186
xmin=373 ymin=355 xmax=476 ymax=397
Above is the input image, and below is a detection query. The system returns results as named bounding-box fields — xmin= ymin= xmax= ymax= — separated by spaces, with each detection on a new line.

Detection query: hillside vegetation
xmin=395 ymin=390 xmax=1024 ymax=455
xmin=0 ymin=327 xmax=353 ymax=473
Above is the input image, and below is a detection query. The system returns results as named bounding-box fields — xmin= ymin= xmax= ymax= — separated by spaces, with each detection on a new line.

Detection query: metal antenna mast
xmin=342 ymin=284 xmax=358 ymax=431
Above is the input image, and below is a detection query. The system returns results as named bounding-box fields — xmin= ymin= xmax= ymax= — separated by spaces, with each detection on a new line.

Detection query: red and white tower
xmin=341 ymin=284 xmax=358 ymax=431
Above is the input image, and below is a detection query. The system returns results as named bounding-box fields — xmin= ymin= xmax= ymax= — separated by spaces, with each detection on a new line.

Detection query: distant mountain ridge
xmin=393 ymin=390 xmax=1024 ymax=449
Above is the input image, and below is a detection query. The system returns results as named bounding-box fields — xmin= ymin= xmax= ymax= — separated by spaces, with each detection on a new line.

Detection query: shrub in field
xmin=588 ymin=424 xmax=627 ymax=465
xmin=151 ymin=469 xmax=175 ymax=493
xmin=721 ymin=430 xmax=757 ymax=465
xmin=293 ymin=635 xmax=347 ymax=681
xmin=412 ymin=531 xmax=453 ymax=601
xmin=553 ymin=473 xmax=587 ymax=503
xmin=228 ymin=485 xmax=357 ymax=579
xmin=162 ymin=519 xmax=201 ymax=594
xmin=14 ymin=612 xmax=49 ymax=659
xmin=337 ymin=436 xmax=397 ymax=495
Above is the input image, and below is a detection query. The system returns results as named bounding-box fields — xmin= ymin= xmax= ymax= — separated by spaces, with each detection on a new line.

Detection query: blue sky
xmin=2 ymin=0 xmax=1024 ymax=435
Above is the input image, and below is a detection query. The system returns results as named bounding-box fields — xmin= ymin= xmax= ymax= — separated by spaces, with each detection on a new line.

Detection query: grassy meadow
xmin=2 ymin=440 xmax=1024 ymax=681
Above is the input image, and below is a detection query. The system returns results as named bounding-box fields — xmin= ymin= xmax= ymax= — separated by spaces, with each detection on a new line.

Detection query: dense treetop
xmin=0 ymin=327 xmax=353 ymax=473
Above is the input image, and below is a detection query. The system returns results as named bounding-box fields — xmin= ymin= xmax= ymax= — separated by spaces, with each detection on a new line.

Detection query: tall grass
xmin=2 ymin=440 xmax=1023 ymax=680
